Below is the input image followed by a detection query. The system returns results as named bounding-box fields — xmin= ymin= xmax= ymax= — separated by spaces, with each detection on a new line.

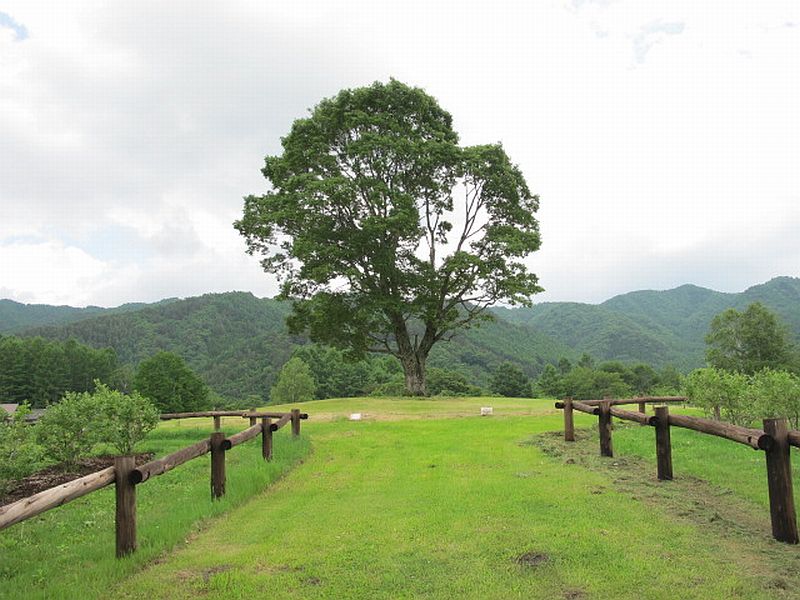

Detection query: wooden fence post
xmin=599 ymin=401 xmax=613 ymax=457
xmin=291 ymin=409 xmax=301 ymax=437
xmin=638 ymin=401 xmax=647 ymax=426
xmin=249 ymin=408 xmax=257 ymax=427
xmin=213 ymin=415 xmax=221 ymax=431
xmin=210 ymin=432 xmax=226 ymax=500
xmin=114 ymin=456 xmax=136 ymax=558
xmin=564 ymin=398 xmax=575 ymax=442
xmin=261 ymin=417 xmax=273 ymax=461
xmin=654 ymin=406 xmax=673 ymax=481
xmin=763 ymin=418 xmax=798 ymax=544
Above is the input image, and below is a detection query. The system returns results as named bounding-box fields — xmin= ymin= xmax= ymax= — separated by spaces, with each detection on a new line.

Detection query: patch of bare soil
xmin=531 ymin=429 xmax=800 ymax=597
xmin=0 ymin=452 xmax=154 ymax=505
xmin=514 ymin=551 xmax=549 ymax=568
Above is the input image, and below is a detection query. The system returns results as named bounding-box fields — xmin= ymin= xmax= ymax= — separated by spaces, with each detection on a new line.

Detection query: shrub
xmin=749 ymin=369 xmax=800 ymax=429
xmin=93 ymin=383 xmax=159 ymax=455
xmin=36 ymin=391 xmax=101 ymax=467
xmin=0 ymin=404 xmax=46 ymax=494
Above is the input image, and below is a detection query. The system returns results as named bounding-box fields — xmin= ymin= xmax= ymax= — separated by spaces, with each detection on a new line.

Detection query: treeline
xmin=0 ymin=336 xmax=120 ymax=407
xmin=534 ymin=354 xmax=681 ymax=400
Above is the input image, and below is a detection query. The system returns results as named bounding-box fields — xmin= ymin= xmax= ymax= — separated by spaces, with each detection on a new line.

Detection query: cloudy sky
xmin=1 ymin=1 xmax=798 ymax=307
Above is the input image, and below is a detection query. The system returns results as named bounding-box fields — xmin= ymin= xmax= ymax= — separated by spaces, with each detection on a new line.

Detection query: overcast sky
xmin=1 ymin=1 xmax=798 ymax=308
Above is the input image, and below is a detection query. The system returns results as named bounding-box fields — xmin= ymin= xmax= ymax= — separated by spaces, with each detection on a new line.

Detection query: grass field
xmin=3 ymin=397 xmax=800 ymax=599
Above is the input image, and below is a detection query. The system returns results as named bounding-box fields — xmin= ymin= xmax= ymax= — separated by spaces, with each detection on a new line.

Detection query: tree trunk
xmin=400 ymin=352 xmax=428 ymax=396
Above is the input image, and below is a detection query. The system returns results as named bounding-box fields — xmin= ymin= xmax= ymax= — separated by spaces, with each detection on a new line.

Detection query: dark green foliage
xmin=535 ymin=358 xmax=676 ymax=400
xmin=427 ymin=368 xmax=483 ymax=396
xmin=235 ymin=80 xmax=542 ymax=395
xmin=134 ymin=351 xmax=209 ymax=412
xmin=292 ymin=344 xmax=400 ymax=399
xmin=490 ymin=362 xmax=531 ymax=397
xmin=0 ymin=335 xmax=118 ymax=407
xmin=705 ymin=302 xmax=796 ymax=374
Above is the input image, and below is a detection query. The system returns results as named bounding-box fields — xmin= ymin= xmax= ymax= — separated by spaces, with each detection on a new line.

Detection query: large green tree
xmin=236 ymin=80 xmax=542 ymax=395
xmin=270 ymin=357 xmax=316 ymax=404
xmin=705 ymin=302 xmax=796 ymax=374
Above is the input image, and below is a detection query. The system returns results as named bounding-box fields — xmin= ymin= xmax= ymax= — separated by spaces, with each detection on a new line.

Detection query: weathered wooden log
xmin=130 ymin=438 xmax=211 ymax=484
xmin=271 ymin=414 xmax=292 ymax=431
xmin=222 ymin=423 xmax=263 ymax=450
xmin=0 ymin=466 xmax=116 ymax=531
xmin=114 ymin=456 xmax=136 ymax=557
xmin=210 ymin=432 xmax=226 ymax=500
xmin=599 ymin=401 xmax=613 ymax=457
xmin=291 ymin=409 xmax=301 ymax=436
xmin=655 ymin=406 xmax=673 ymax=481
xmin=581 ymin=396 xmax=686 ymax=407
xmin=571 ymin=401 xmax=599 ymax=416
xmin=261 ymin=417 xmax=273 ymax=461
xmin=609 ymin=406 xmax=658 ymax=426
xmin=668 ymin=413 xmax=771 ymax=450
xmin=564 ymin=398 xmax=575 ymax=442
xmin=763 ymin=418 xmax=799 ymax=543
xmin=788 ymin=430 xmax=800 ymax=449
xmin=161 ymin=411 xmax=309 ymax=421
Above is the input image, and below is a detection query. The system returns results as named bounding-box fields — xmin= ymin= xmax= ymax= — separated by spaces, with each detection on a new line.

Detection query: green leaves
xmin=235 ymin=80 xmax=542 ymax=394
xmin=705 ymin=302 xmax=796 ymax=374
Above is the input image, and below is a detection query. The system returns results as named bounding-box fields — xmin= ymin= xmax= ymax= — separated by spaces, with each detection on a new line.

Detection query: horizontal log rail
xmin=271 ymin=413 xmax=292 ymax=431
xmin=0 ymin=466 xmax=116 ymax=531
xmin=160 ymin=410 xmax=308 ymax=421
xmin=666 ymin=413 xmax=771 ymax=451
xmin=130 ymin=438 xmax=211 ymax=484
xmin=223 ymin=422 xmax=263 ymax=450
xmin=554 ymin=397 xmax=799 ymax=544
xmin=579 ymin=396 xmax=686 ymax=407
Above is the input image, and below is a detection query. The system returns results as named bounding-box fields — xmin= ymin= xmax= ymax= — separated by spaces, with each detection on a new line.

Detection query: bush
xmin=93 ymin=383 xmax=159 ymax=455
xmin=0 ymin=404 xmax=46 ymax=494
xmin=36 ymin=391 xmax=101 ymax=467
xmin=749 ymin=369 xmax=800 ymax=429
xmin=427 ymin=368 xmax=482 ymax=397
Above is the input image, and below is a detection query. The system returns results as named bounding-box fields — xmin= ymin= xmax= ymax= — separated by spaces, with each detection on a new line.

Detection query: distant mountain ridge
xmin=11 ymin=292 xmax=573 ymax=400
xmin=2 ymin=276 xmax=798 ymax=398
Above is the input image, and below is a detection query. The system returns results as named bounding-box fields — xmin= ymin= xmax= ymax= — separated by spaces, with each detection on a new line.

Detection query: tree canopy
xmin=705 ymin=302 xmax=796 ymax=374
xmin=236 ymin=80 xmax=542 ymax=395
xmin=270 ymin=357 xmax=316 ymax=404
xmin=133 ymin=351 xmax=209 ymax=412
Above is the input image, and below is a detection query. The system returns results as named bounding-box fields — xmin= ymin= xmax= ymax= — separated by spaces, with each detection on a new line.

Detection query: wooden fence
xmin=0 ymin=409 xmax=308 ymax=557
xmin=555 ymin=397 xmax=799 ymax=544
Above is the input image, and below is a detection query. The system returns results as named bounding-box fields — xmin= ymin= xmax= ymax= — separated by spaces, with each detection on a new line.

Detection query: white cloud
xmin=0 ymin=0 xmax=798 ymax=307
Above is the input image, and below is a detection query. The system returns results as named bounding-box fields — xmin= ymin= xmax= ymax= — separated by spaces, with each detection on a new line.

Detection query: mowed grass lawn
xmin=82 ymin=398 xmax=800 ymax=600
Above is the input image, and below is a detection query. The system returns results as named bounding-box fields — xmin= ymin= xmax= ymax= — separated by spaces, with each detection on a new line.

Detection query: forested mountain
xmin=497 ymin=276 xmax=800 ymax=370
xmin=4 ymin=276 xmax=799 ymax=401
xmin=16 ymin=292 xmax=573 ymax=401
xmin=0 ymin=298 xmax=173 ymax=334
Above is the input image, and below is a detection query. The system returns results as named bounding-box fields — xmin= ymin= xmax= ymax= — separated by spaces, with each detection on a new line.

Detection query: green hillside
xmin=499 ymin=276 xmax=800 ymax=369
xmin=19 ymin=292 xmax=574 ymax=401
xmin=0 ymin=298 xmax=172 ymax=334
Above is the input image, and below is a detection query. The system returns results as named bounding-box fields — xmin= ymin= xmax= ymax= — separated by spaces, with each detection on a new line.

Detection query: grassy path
xmin=113 ymin=399 xmax=798 ymax=599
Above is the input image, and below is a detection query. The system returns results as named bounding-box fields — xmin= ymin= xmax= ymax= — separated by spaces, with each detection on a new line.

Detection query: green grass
xmin=0 ymin=419 xmax=309 ymax=600
xmin=4 ymin=397 xmax=800 ymax=599
xmin=98 ymin=398 xmax=800 ymax=599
